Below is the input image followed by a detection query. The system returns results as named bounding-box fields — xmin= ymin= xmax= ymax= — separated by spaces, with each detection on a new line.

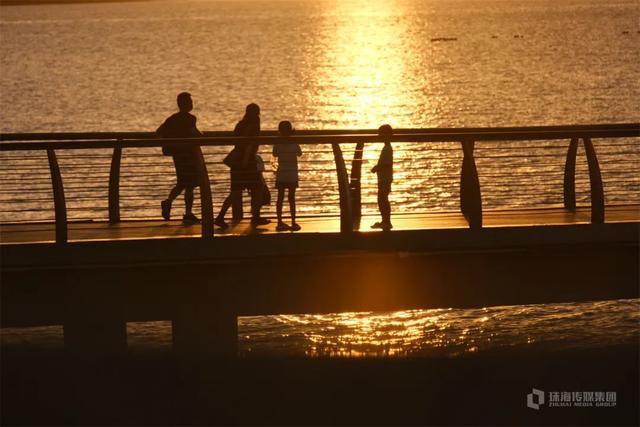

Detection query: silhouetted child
xmin=272 ymin=121 xmax=302 ymax=231
xmin=157 ymin=92 xmax=202 ymax=224
xmin=371 ymin=124 xmax=393 ymax=230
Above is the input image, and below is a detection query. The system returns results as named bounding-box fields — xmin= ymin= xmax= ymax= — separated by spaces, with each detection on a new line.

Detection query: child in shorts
xmin=272 ymin=121 xmax=302 ymax=231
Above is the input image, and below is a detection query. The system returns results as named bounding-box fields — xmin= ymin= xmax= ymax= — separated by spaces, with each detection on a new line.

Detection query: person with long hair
xmin=273 ymin=120 xmax=302 ymax=231
xmin=215 ymin=103 xmax=269 ymax=228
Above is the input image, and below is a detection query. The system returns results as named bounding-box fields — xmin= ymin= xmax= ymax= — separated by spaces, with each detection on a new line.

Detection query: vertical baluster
xmin=563 ymin=138 xmax=578 ymax=211
xmin=349 ymin=141 xmax=365 ymax=226
xmin=108 ymin=143 xmax=122 ymax=223
xmin=196 ymin=145 xmax=214 ymax=238
xmin=459 ymin=139 xmax=482 ymax=229
xmin=583 ymin=137 xmax=605 ymax=223
xmin=47 ymin=149 xmax=68 ymax=243
xmin=332 ymin=142 xmax=353 ymax=233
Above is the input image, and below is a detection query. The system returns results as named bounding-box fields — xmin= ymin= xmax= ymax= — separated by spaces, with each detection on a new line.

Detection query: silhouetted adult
xmin=157 ymin=92 xmax=202 ymax=224
xmin=215 ymin=103 xmax=268 ymax=228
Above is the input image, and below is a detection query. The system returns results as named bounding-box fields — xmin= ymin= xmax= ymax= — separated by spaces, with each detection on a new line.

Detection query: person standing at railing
xmin=215 ymin=103 xmax=269 ymax=228
xmin=157 ymin=92 xmax=202 ymax=225
xmin=273 ymin=121 xmax=302 ymax=231
xmin=371 ymin=124 xmax=394 ymax=230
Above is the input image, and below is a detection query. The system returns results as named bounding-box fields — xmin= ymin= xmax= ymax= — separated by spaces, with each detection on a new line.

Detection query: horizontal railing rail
xmin=1 ymin=124 xmax=638 ymax=243
xmin=1 ymin=126 xmax=638 ymax=150
xmin=1 ymin=123 xmax=637 ymax=141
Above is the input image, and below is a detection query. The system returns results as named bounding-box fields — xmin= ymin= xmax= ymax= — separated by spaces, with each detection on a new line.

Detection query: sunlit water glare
xmin=2 ymin=299 xmax=638 ymax=357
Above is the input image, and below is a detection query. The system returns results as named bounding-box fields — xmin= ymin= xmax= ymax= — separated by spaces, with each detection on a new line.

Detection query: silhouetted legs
xmin=215 ymin=189 xmax=242 ymax=228
xmin=372 ymin=181 xmax=392 ymax=230
xmin=276 ymin=187 xmax=299 ymax=231
xmin=162 ymin=184 xmax=197 ymax=223
xmin=378 ymin=189 xmax=390 ymax=223
xmin=250 ymin=185 xmax=267 ymax=225
xmin=276 ymin=189 xmax=286 ymax=230
xmin=184 ymin=187 xmax=194 ymax=214
xmin=167 ymin=184 xmax=185 ymax=205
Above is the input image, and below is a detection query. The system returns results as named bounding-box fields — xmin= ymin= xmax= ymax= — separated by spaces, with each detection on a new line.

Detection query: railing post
xmin=332 ymin=142 xmax=353 ymax=233
xmin=47 ymin=149 xmax=68 ymax=243
xmin=108 ymin=143 xmax=122 ymax=223
xmin=563 ymin=138 xmax=578 ymax=211
xmin=583 ymin=137 xmax=605 ymax=224
xmin=196 ymin=145 xmax=214 ymax=238
xmin=460 ymin=139 xmax=482 ymax=229
xmin=349 ymin=141 xmax=365 ymax=225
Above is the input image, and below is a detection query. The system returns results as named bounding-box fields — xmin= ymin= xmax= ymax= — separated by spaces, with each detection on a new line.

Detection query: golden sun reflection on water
xmin=238 ymin=299 xmax=640 ymax=358
xmin=283 ymin=310 xmax=455 ymax=358
xmin=314 ymin=0 xmax=424 ymax=128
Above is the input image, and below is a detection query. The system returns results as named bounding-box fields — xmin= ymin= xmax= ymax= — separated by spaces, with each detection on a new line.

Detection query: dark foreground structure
xmin=1 ymin=124 xmax=639 ymax=425
xmin=2 ymin=344 xmax=638 ymax=425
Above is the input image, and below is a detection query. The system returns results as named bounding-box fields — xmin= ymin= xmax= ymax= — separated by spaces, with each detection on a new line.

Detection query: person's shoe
xmin=214 ymin=217 xmax=229 ymax=229
xmin=276 ymin=222 xmax=291 ymax=232
xmin=371 ymin=221 xmax=392 ymax=230
xmin=161 ymin=200 xmax=171 ymax=221
xmin=290 ymin=222 xmax=301 ymax=231
xmin=251 ymin=217 xmax=270 ymax=226
xmin=182 ymin=213 xmax=200 ymax=224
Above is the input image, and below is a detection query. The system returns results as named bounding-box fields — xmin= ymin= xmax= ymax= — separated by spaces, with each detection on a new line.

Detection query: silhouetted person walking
xmin=157 ymin=92 xmax=202 ymax=224
xmin=273 ymin=121 xmax=302 ymax=231
xmin=215 ymin=103 xmax=268 ymax=228
xmin=371 ymin=124 xmax=393 ymax=230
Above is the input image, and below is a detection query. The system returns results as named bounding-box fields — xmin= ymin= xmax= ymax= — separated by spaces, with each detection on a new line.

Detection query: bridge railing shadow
xmin=1 ymin=124 xmax=639 ymax=243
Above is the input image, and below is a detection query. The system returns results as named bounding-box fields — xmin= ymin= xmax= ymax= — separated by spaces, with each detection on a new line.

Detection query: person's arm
xmin=296 ymin=144 xmax=302 ymax=156
xmin=371 ymin=152 xmax=381 ymax=173
xmin=190 ymin=116 xmax=202 ymax=137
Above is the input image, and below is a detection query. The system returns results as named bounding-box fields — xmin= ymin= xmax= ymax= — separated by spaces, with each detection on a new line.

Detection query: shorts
xmin=276 ymin=181 xmax=298 ymax=190
xmin=173 ymin=153 xmax=199 ymax=188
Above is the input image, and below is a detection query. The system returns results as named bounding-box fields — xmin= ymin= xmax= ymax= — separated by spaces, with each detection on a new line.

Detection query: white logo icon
xmin=527 ymin=388 xmax=545 ymax=410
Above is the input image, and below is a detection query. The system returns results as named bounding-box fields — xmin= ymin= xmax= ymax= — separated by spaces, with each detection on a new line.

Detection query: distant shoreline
xmin=0 ymin=0 xmax=154 ymax=5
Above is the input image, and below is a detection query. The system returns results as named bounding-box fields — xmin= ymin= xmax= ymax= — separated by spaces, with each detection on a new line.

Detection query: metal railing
xmin=1 ymin=124 xmax=638 ymax=243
